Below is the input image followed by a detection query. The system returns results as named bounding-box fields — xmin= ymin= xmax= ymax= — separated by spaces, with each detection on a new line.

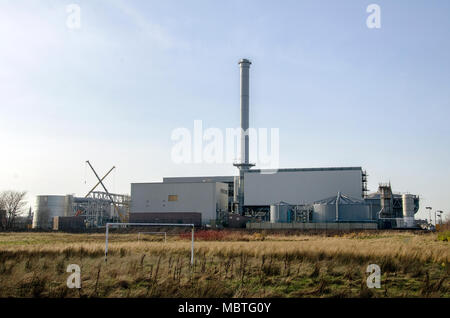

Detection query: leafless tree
xmin=0 ymin=190 xmax=27 ymax=229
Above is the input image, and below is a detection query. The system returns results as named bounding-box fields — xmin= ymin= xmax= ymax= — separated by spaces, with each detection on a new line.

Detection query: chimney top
xmin=239 ymin=58 xmax=252 ymax=65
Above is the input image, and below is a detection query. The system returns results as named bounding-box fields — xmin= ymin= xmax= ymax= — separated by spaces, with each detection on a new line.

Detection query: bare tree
xmin=0 ymin=190 xmax=27 ymax=229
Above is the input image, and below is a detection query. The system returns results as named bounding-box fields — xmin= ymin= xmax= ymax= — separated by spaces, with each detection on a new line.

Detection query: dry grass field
xmin=0 ymin=230 xmax=448 ymax=298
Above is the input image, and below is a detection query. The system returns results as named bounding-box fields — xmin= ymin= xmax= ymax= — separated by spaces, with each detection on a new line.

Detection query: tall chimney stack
xmin=234 ymin=59 xmax=255 ymax=215
xmin=239 ymin=58 xmax=251 ymax=165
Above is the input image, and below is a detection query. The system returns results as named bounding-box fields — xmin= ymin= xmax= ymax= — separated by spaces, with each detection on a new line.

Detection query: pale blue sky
xmin=0 ymin=0 xmax=449 ymax=221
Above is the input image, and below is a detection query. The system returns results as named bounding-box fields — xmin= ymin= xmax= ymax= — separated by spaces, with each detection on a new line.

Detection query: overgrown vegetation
xmin=0 ymin=231 xmax=448 ymax=298
xmin=437 ymin=231 xmax=450 ymax=242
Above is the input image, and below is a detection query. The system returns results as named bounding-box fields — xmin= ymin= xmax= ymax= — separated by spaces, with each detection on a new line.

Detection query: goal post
xmin=105 ymin=222 xmax=195 ymax=264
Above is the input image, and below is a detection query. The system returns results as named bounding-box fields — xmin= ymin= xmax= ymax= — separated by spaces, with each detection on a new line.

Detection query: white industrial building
xmin=130 ymin=182 xmax=228 ymax=225
xmin=130 ymin=167 xmax=367 ymax=225
xmin=129 ymin=59 xmax=418 ymax=229
xmin=243 ymin=167 xmax=364 ymax=206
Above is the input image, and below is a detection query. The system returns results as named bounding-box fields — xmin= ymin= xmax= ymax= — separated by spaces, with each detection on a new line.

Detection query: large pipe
xmin=239 ymin=59 xmax=251 ymax=165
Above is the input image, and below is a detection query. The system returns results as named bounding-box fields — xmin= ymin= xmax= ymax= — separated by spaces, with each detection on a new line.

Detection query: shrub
xmin=437 ymin=231 xmax=450 ymax=242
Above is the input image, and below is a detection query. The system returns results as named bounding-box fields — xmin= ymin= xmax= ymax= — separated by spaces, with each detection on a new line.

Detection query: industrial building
xmin=32 ymin=191 xmax=130 ymax=230
xmin=32 ymin=162 xmax=131 ymax=230
xmin=32 ymin=59 xmax=420 ymax=231
xmin=130 ymin=181 xmax=228 ymax=225
xmin=128 ymin=59 xmax=420 ymax=230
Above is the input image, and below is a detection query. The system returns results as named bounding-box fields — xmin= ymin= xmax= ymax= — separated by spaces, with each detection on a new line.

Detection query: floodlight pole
xmin=191 ymin=227 xmax=194 ymax=265
xmin=426 ymin=207 xmax=432 ymax=225
xmin=105 ymin=223 xmax=109 ymax=262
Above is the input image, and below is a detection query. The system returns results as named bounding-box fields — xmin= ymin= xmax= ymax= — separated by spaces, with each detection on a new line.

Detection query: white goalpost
xmin=105 ymin=223 xmax=195 ymax=264
xmin=137 ymin=231 xmax=167 ymax=242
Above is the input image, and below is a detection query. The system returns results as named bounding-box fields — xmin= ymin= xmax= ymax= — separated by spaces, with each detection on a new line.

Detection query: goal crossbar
xmin=105 ymin=222 xmax=195 ymax=264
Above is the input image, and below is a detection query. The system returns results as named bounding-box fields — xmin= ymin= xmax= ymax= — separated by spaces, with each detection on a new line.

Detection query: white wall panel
xmin=131 ymin=182 xmax=228 ymax=224
xmin=244 ymin=168 xmax=362 ymax=206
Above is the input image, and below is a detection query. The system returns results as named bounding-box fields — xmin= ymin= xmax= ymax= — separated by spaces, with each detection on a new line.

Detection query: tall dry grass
xmin=0 ymin=231 xmax=448 ymax=298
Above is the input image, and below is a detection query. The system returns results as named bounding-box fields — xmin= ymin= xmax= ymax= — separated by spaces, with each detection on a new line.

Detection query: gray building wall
xmin=244 ymin=167 xmax=363 ymax=206
xmin=131 ymin=182 xmax=228 ymax=224
xmin=163 ymin=176 xmax=234 ymax=183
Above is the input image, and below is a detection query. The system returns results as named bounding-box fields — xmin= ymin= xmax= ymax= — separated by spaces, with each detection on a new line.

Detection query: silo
xmin=402 ymin=194 xmax=415 ymax=228
xmin=312 ymin=203 xmax=336 ymax=222
xmin=33 ymin=195 xmax=73 ymax=229
xmin=402 ymin=194 xmax=415 ymax=218
xmin=313 ymin=193 xmax=371 ymax=222
xmin=270 ymin=202 xmax=291 ymax=223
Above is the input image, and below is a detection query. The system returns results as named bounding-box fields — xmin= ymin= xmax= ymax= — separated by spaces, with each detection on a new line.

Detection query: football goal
xmin=105 ymin=222 xmax=195 ymax=264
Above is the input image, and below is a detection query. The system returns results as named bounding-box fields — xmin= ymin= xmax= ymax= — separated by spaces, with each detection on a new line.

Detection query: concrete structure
xmin=33 ymin=195 xmax=73 ymax=230
xmin=244 ymin=167 xmax=364 ymax=207
xmin=130 ymin=182 xmax=228 ymax=225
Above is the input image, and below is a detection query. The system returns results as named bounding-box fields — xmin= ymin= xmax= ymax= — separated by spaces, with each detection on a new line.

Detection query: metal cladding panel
xmin=313 ymin=204 xmax=336 ymax=222
xmin=339 ymin=205 xmax=371 ymax=221
xmin=313 ymin=203 xmax=371 ymax=222
xmin=163 ymin=176 xmax=234 ymax=183
xmin=215 ymin=183 xmax=229 ymax=212
xmin=244 ymin=168 xmax=363 ymax=206
xmin=131 ymin=182 xmax=226 ymax=224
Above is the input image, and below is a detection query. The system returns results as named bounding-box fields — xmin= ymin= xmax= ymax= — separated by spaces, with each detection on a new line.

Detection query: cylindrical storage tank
xmin=313 ymin=193 xmax=372 ymax=222
xmin=312 ymin=203 xmax=336 ymax=222
xmin=402 ymin=194 xmax=415 ymax=218
xmin=33 ymin=195 xmax=73 ymax=229
xmin=270 ymin=203 xmax=291 ymax=223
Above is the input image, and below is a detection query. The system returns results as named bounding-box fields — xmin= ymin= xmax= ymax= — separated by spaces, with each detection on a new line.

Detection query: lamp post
xmin=436 ymin=210 xmax=443 ymax=226
xmin=425 ymin=207 xmax=432 ymax=225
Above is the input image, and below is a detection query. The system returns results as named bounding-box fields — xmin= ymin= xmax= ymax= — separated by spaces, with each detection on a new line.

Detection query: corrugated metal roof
xmin=314 ymin=193 xmax=364 ymax=205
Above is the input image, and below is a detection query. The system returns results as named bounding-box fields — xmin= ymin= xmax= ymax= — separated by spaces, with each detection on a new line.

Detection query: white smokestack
xmin=239 ymin=58 xmax=251 ymax=164
xmin=234 ymin=58 xmax=254 ymax=215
